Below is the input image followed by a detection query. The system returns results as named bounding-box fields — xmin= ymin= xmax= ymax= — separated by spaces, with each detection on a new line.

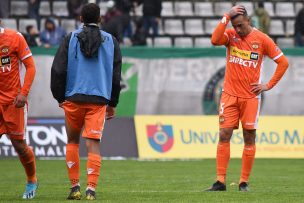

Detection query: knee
xmin=219 ymin=128 xmax=233 ymax=143
xmin=243 ymin=130 xmax=256 ymax=145
xmin=11 ymin=140 xmax=27 ymax=155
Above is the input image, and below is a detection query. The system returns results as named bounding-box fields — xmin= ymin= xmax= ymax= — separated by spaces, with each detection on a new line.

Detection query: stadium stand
xmin=174 ymin=37 xmax=193 ymax=47
xmin=3 ymin=0 xmax=303 ymax=48
xmin=10 ymin=1 xmax=28 ymax=16
xmin=0 ymin=18 xmax=17 ymax=30
xmin=19 ymin=19 xmax=38 ymax=34
xmin=154 ymin=37 xmax=172 ymax=47
xmin=39 ymin=1 xmax=51 ymax=16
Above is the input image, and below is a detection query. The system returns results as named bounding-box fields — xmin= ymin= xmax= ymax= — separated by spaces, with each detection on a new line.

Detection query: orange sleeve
xmin=262 ymin=34 xmax=289 ymax=89
xmin=16 ymin=32 xmax=32 ymax=60
xmin=20 ymin=56 xmax=36 ymax=96
xmin=266 ymin=55 xmax=289 ymax=89
xmin=211 ymin=14 xmax=230 ymax=46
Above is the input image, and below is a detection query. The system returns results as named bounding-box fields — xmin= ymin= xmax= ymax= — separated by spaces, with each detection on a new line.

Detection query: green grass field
xmin=0 ymin=159 xmax=303 ymax=203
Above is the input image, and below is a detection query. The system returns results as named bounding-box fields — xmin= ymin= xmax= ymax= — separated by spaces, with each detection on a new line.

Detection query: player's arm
xmin=50 ymin=33 xmax=71 ymax=104
xmin=211 ymin=5 xmax=245 ymax=46
xmin=251 ymin=38 xmax=289 ymax=94
xmin=14 ymin=33 xmax=36 ymax=108
xmin=107 ymin=36 xmax=122 ymax=120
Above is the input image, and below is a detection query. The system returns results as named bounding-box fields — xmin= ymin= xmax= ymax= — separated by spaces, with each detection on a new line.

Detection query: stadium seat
xmin=235 ymin=2 xmax=254 ymax=16
xmin=184 ymin=19 xmax=204 ymax=35
xmin=275 ymin=2 xmax=295 ymax=17
xmin=174 ymin=37 xmax=193 ymax=48
xmin=286 ymin=20 xmax=295 ymax=36
xmin=276 ymin=38 xmax=294 ymax=48
xmin=10 ymin=1 xmax=29 ymax=16
xmin=174 ymin=2 xmax=193 ymax=16
xmin=161 ymin=1 xmax=174 ymax=17
xmin=214 ymin=2 xmax=233 ymax=16
xmin=264 ymin=2 xmax=275 ymax=17
xmin=158 ymin=21 xmax=164 ymax=35
xmin=154 ymin=37 xmax=172 ymax=47
xmin=19 ymin=19 xmax=38 ymax=34
xmin=204 ymin=19 xmax=219 ymax=35
xmin=269 ymin=20 xmax=285 ymax=36
xmin=0 ymin=19 xmax=17 ymax=30
xmin=39 ymin=1 xmax=51 ymax=16
xmin=52 ymin=1 xmax=69 ymax=17
xmin=194 ymin=37 xmax=212 ymax=48
xmin=99 ymin=1 xmax=108 ymax=16
xmin=146 ymin=37 xmax=153 ymax=47
xmin=295 ymin=2 xmax=303 ymax=15
xmin=40 ymin=18 xmax=59 ymax=31
xmin=61 ymin=19 xmax=76 ymax=34
xmin=194 ymin=2 xmax=214 ymax=17
xmin=164 ymin=19 xmax=184 ymax=35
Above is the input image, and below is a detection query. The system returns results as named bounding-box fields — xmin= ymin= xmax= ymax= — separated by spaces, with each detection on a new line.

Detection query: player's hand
xmin=14 ymin=94 xmax=27 ymax=108
xmin=250 ymin=83 xmax=269 ymax=95
xmin=228 ymin=5 xmax=246 ymax=18
xmin=106 ymin=106 xmax=115 ymax=120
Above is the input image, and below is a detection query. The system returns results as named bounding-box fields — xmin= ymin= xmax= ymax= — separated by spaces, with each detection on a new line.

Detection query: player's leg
xmin=239 ymin=97 xmax=260 ymax=191
xmin=10 ymin=139 xmax=38 ymax=199
xmin=4 ymin=104 xmax=38 ymax=199
xmin=82 ymin=104 xmax=106 ymax=200
xmin=63 ymin=101 xmax=85 ymax=200
xmin=205 ymin=92 xmax=239 ymax=191
xmin=239 ymin=129 xmax=256 ymax=191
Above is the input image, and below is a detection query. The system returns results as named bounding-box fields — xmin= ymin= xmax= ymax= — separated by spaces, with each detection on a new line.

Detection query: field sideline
xmin=0 ymin=159 xmax=303 ymax=203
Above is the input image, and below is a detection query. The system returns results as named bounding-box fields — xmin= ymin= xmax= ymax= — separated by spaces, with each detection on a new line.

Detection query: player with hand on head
xmin=51 ymin=3 xmax=122 ymax=200
xmin=0 ymin=19 xmax=37 ymax=199
xmin=205 ymin=5 xmax=289 ymax=191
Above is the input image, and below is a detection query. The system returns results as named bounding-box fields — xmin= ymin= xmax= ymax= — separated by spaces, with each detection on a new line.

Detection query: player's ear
xmin=79 ymin=16 xmax=84 ymax=23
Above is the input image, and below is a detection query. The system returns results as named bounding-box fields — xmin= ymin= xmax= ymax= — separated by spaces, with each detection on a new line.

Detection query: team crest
xmin=252 ymin=42 xmax=259 ymax=49
xmin=1 ymin=46 xmax=9 ymax=53
xmin=146 ymin=123 xmax=174 ymax=153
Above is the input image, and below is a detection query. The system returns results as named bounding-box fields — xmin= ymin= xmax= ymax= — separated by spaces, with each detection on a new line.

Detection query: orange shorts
xmin=0 ymin=104 xmax=26 ymax=140
xmin=219 ymin=92 xmax=261 ymax=130
xmin=63 ymin=101 xmax=107 ymax=140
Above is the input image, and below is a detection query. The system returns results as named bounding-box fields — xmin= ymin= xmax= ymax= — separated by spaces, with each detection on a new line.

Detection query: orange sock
xmin=19 ymin=146 xmax=37 ymax=183
xmin=66 ymin=144 xmax=80 ymax=187
xmin=216 ymin=142 xmax=230 ymax=184
xmin=240 ymin=144 xmax=256 ymax=183
xmin=87 ymin=153 xmax=102 ymax=191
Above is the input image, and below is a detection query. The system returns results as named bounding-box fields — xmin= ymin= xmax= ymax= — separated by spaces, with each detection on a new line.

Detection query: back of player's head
xmin=231 ymin=6 xmax=248 ymax=20
xmin=81 ymin=3 xmax=100 ymax=24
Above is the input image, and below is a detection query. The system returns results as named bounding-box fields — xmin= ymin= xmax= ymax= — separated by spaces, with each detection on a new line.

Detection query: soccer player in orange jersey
xmin=205 ymin=6 xmax=289 ymax=191
xmin=0 ymin=20 xmax=37 ymax=198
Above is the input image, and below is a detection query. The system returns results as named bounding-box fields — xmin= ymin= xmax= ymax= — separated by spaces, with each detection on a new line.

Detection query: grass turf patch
xmin=0 ymin=159 xmax=303 ymax=203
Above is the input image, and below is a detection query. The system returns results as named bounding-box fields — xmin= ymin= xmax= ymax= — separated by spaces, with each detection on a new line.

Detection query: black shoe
xmin=239 ymin=182 xmax=250 ymax=192
xmin=205 ymin=181 xmax=226 ymax=191
xmin=67 ymin=185 xmax=82 ymax=200
xmin=86 ymin=189 xmax=96 ymax=200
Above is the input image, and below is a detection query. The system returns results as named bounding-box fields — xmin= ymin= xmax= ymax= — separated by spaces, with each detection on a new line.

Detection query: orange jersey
xmin=0 ymin=27 xmax=34 ymax=104
xmin=211 ymin=14 xmax=286 ymax=98
xmin=223 ymin=28 xmax=283 ymax=98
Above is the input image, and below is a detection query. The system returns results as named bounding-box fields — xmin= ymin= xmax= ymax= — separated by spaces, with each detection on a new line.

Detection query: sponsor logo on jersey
xmin=1 ymin=56 xmax=11 ymax=65
xmin=229 ymin=46 xmax=259 ymax=68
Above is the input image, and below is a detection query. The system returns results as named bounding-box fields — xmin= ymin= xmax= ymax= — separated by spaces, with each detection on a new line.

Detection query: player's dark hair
xmin=81 ymin=3 xmax=100 ymax=24
xmin=26 ymin=25 xmax=33 ymax=33
xmin=231 ymin=6 xmax=248 ymax=20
